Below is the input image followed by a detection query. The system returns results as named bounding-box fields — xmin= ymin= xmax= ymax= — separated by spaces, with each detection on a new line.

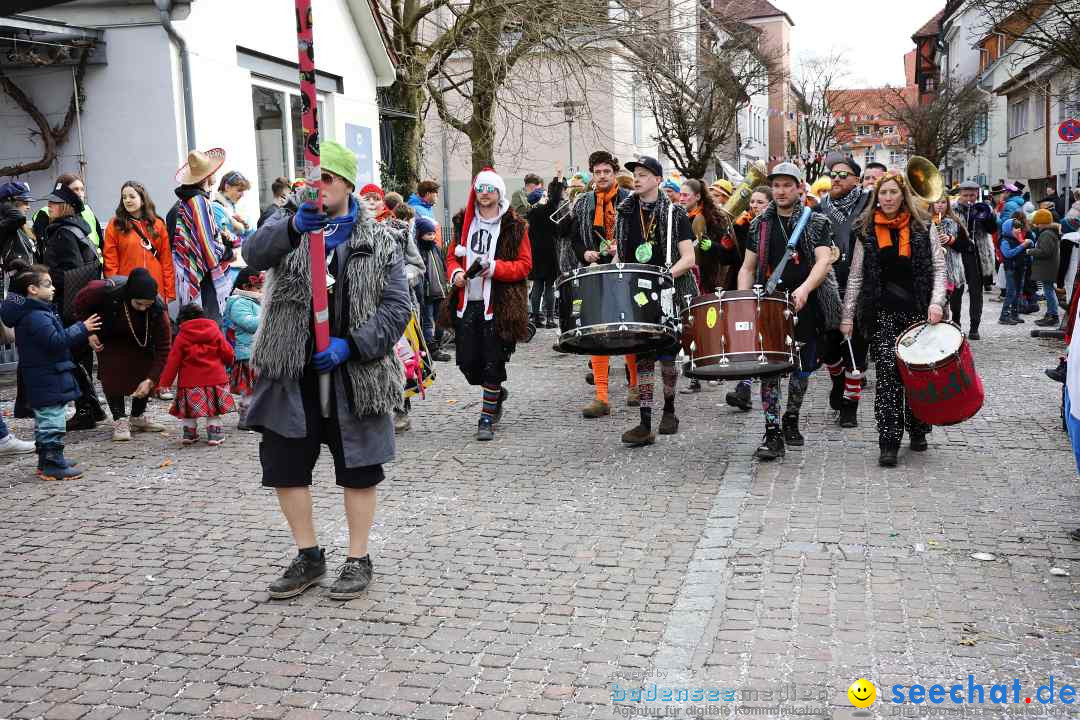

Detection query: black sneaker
xmin=782 ymin=412 xmax=803 ymax=446
xmin=328 ymin=556 xmax=373 ymax=600
xmin=754 ymin=429 xmax=785 ymax=460
xmin=267 ymin=550 xmax=326 ymax=599
xmin=909 ymin=432 xmax=928 ymax=451
xmin=476 ymin=418 xmax=495 ymax=441
xmin=838 ymin=399 xmax=858 ymax=428
xmin=726 ymin=384 xmax=753 ymax=411
xmin=432 ymin=348 xmax=452 ymax=362
xmin=1046 ymin=359 xmax=1067 ymax=383
xmin=66 ymin=410 xmax=97 ymax=432
xmin=968 ymin=330 xmax=980 ymax=340
xmin=1035 ymin=315 xmax=1060 ymax=327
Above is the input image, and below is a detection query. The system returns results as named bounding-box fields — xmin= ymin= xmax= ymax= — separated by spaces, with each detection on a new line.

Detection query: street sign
xmin=1057 ymin=142 xmax=1080 ymax=156
xmin=1059 ymin=118 xmax=1080 ymax=143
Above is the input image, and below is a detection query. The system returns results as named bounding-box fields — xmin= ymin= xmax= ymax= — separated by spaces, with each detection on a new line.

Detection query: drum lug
xmin=620 ymin=312 xmax=626 ymax=320
xmin=683 ymin=294 xmax=693 ymax=307
xmin=752 ymin=284 xmax=764 ymax=298
xmin=619 ymin=324 xmax=628 ymax=331
xmin=783 ymin=308 xmax=792 ymax=319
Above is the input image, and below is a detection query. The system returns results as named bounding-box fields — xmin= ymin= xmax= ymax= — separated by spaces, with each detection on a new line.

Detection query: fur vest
xmin=748 ymin=203 xmax=842 ymax=330
xmin=251 ymin=216 xmax=404 ymax=417
xmin=438 ymin=209 xmax=531 ymax=343
xmin=853 ymin=218 xmax=934 ymax=336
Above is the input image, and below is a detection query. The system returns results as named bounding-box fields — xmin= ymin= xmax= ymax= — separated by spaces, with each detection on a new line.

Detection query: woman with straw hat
xmin=167 ymin=148 xmax=233 ymax=324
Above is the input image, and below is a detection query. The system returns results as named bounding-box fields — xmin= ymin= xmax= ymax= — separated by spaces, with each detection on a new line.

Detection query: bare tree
xmin=970 ymin=0 xmax=1080 ymax=75
xmin=879 ymin=76 xmax=987 ymax=166
xmin=620 ymin=8 xmax=777 ymax=179
xmin=791 ymin=52 xmax=859 ymax=182
xmin=0 ymin=44 xmax=93 ymax=176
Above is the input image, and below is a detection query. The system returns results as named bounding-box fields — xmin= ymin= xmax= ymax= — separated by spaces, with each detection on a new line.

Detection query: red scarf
xmin=874 ymin=209 xmax=911 ymax=258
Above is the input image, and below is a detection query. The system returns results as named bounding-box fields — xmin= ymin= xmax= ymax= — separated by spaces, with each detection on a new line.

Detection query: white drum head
xmin=896 ymin=322 xmax=963 ymax=365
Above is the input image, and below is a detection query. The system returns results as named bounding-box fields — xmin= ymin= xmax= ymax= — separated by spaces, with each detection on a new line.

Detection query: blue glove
xmin=292 ymin=202 xmax=329 ymax=234
xmin=312 ymin=336 xmax=350 ymax=372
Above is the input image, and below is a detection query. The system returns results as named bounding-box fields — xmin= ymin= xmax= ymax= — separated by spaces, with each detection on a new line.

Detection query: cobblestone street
xmin=0 ymin=297 xmax=1077 ymax=720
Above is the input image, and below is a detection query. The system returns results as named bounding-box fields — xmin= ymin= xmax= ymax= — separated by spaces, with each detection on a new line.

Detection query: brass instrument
xmin=720 ymin=161 xmax=768 ymax=219
xmin=905 ymin=155 xmax=945 ymax=204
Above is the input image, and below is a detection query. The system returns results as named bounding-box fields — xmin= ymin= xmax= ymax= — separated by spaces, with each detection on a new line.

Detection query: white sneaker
xmin=112 ymin=418 xmax=132 ymax=441
xmin=130 ymin=415 xmax=165 ymax=433
xmin=0 ymin=433 xmax=34 ymax=455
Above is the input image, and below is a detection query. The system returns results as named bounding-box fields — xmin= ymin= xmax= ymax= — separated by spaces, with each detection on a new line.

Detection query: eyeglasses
xmin=476 ymin=184 xmax=498 ymax=194
xmin=828 ymin=171 xmax=854 ymax=180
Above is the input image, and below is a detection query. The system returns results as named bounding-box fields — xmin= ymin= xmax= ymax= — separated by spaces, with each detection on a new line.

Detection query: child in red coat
xmin=158 ymin=304 xmax=236 ymax=445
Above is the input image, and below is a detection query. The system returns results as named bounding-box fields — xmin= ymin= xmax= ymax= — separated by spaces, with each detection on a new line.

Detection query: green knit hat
xmin=320 ymin=140 xmax=357 ymax=188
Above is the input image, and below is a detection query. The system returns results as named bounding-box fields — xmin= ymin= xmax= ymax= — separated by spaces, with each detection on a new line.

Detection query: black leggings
xmin=947 ymin=252 xmax=984 ymax=332
xmin=107 ymin=395 xmax=147 ymax=421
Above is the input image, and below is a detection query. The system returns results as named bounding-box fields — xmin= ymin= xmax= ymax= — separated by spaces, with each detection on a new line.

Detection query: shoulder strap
xmin=130 ymin=220 xmax=159 ymax=258
xmin=665 ymin=202 xmax=674 ymax=267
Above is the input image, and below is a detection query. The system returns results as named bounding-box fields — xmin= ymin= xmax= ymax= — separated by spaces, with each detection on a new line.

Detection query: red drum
xmin=895 ymin=321 xmax=984 ymax=425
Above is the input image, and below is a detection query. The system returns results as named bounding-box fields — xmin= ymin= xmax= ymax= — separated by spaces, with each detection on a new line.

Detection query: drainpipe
xmin=154 ymin=0 xmax=196 ymax=152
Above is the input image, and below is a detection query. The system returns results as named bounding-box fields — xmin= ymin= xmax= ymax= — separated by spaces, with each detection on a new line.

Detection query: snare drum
xmin=895 ymin=320 xmax=984 ymax=425
xmin=556 ymin=263 xmax=677 ymax=355
xmin=680 ymin=288 xmax=797 ymax=380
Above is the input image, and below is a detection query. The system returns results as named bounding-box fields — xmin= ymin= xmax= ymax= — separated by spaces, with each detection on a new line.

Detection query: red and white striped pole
xmin=295 ymin=0 xmax=332 ymax=418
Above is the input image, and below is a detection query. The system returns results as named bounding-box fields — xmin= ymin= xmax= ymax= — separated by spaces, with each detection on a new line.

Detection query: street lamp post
xmin=555 ymin=100 xmax=583 ymax=173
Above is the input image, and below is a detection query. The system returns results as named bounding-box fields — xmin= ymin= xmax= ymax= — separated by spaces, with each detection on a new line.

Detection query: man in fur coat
xmin=443 ymin=168 xmax=532 ymax=441
xmin=242 ymin=140 xmax=412 ymax=601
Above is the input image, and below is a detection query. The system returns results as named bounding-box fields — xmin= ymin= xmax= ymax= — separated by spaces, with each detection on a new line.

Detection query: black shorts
xmin=259 ymin=368 xmax=386 ymax=490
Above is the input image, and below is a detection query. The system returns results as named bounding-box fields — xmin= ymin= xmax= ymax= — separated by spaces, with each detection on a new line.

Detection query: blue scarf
xmin=323 ymin=195 xmax=359 ymax=252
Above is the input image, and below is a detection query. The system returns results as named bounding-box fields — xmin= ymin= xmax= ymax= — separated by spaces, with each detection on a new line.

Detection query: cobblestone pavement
xmin=0 ymin=293 xmax=1077 ymax=720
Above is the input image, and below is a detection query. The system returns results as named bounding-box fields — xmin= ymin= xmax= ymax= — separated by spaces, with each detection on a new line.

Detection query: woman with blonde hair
xmin=841 ymin=172 xmax=945 ymax=467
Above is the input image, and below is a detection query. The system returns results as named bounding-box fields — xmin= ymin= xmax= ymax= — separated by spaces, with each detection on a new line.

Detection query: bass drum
xmin=556 ymin=263 xmax=677 ymax=355
xmin=680 ymin=289 xmax=797 ymax=380
xmin=895 ymin=320 xmax=983 ymax=425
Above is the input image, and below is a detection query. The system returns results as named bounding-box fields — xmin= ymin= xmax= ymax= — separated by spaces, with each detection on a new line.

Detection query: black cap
xmin=625 ymin=156 xmax=663 ymax=177
xmin=45 ymin=181 xmax=84 ymax=213
xmin=823 ymin=152 xmax=861 ymax=177
xmin=123 ymin=267 xmax=159 ymax=301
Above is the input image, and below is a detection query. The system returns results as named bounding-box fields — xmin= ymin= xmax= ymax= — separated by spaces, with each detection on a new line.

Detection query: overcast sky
xmin=768 ymin=0 xmax=946 ymax=88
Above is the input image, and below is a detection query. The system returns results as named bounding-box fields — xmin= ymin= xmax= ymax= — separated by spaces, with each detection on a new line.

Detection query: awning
xmin=0 ymin=14 xmax=105 ymax=69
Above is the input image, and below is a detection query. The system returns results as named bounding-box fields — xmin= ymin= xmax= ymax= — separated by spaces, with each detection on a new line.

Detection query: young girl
xmin=158 ymin=304 xmax=235 ymax=445
xmin=222 ymin=267 xmax=263 ymax=428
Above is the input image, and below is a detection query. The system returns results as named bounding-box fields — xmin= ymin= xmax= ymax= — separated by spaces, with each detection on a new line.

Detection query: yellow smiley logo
xmin=848 ymin=679 xmax=877 ymax=708
xmin=706 ymin=306 xmax=718 ymax=329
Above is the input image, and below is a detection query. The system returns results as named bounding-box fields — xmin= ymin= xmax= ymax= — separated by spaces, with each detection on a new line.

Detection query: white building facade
xmin=0 ymin=0 xmax=393 ymax=225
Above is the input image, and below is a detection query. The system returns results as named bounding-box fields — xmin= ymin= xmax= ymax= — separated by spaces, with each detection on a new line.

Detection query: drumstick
xmin=846 ymin=336 xmax=862 ymax=378
xmin=764 ymin=206 xmax=813 ymax=295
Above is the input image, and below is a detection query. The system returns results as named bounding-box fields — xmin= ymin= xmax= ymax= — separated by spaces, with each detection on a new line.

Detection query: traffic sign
xmin=1057 ymin=142 xmax=1080 ymax=156
xmin=1059 ymin=118 xmax=1080 ymax=143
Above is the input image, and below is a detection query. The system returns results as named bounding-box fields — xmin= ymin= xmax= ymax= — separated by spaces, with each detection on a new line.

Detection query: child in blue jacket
xmin=222 ymin=266 xmax=262 ymax=428
xmin=0 ymin=261 xmax=100 ymax=479
xmin=998 ymin=211 xmax=1034 ymax=325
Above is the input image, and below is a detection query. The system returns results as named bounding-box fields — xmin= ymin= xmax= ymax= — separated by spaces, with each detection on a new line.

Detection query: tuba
xmin=905 ymin=155 xmax=945 ymax=205
xmin=720 ymin=161 xmax=768 ymax=219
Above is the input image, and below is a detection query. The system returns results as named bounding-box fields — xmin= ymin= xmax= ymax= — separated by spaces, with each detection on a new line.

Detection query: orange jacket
xmin=103 ymin=217 xmax=176 ymax=302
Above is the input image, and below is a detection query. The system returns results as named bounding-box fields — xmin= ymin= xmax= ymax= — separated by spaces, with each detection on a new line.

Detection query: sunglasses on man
xmin=475 ymin=184 xmax=499 ymax=194
xmin=828 ymin=170 xmax=856 ymax=180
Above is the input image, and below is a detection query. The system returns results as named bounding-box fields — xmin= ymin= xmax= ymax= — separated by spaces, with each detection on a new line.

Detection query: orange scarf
xmin=874 ymin=209 xmax=911 ymax=258
xmin=593 ymin=184 xmax=618 ymax=243
xmin=687 ymin=205 xmax=702 ymax=219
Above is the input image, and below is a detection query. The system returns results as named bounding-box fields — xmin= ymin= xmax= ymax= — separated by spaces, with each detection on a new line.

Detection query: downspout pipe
xmin=154 ymin=0 xmax=196 ymax=152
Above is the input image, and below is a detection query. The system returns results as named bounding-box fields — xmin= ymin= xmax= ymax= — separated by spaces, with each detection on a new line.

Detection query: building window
xmin=889 ymin=150 xmax=906 ymax=167
xmin=857 ymin=125 xmax=873 ymax=136
xmin=251 ymin=82 xmax=326 ymax=207
xmin=969 ymin=111 xmax=989 ymax=146
xmin=863 ymin=149 xmax=876 ymax=165
xmin=879 ymin=125 xmax=894 ymax=135
xmin=1008 ymin=97 xmax=1029 ymax=138
xmin=1033 ymin=92 xmax=1046 ymax=129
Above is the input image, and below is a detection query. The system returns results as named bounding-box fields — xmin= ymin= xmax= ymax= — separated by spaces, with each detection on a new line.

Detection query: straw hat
xmin=175 ymin=148 xmax=226 ymax=186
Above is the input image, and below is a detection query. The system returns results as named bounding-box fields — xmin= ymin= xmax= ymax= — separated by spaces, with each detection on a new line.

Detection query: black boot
xmin=878 ymin=445 xmax=899 ymax=467
xmin=781 ymin=412 xmax=803 ymax=446
xmin=267 ymin=549 xmax=326 ymax=599
xmin=1046 ymin=358 xmax=1067 ymax=383
xmin=838 ymin=399 xmax=858 ymax=428
xmin=725 ymin=383 xmax=752 ymax=411
xmin=909 ymin=431 xmax=928 ymax=451
xmin=431 ymin=339 xmax=451 ymax=362
xmin=828 ymin=373 xmax=845 ymax=410
xmin=1035 ymin=314 xmax=1060 ymax=327
xmin=754 ymin=428 xmax=785 ymax=460
xmin=66 ymin=409 xmax=97 ymax=432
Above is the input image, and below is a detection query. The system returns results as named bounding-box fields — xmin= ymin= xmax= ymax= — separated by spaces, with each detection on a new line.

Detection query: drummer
xmin=562 ymin=149 xmax=638 ymax=418
xmin=840 ymin=171 xmax=946 ymax=467
xmin=737 ymin=162 xmax=839 ymax=461
xmin=613 ymin=155 xmax=696 ymax=446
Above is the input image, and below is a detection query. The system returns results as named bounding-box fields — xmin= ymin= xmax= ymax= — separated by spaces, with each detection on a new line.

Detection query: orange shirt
xmin=103 ymin=217 xmax=176 ymax=302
